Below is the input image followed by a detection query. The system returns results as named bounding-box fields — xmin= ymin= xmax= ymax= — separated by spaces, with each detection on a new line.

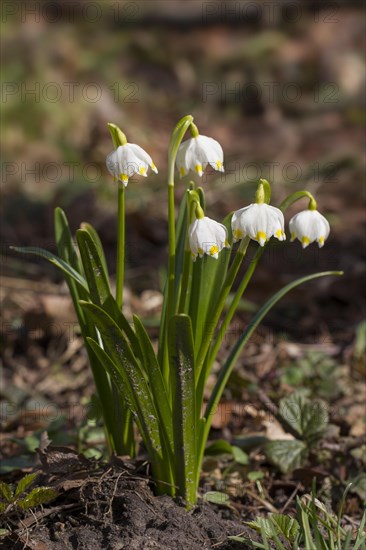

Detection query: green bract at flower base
xmin=12 ymin=116 xmax=343 ymax=509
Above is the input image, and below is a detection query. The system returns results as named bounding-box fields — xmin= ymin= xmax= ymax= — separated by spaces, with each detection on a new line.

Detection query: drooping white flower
xmin=232 ymin=203 xmax=286 ymax=246
xmin=176 ymin=135 xmax=224 ymax=178
xmin=189 ymin=216 xmax=229 ymax=260
xmin=289 ymin=209 xmax=330 ymax=248
xmin=106 ymin=143 xmax=158 ymax=186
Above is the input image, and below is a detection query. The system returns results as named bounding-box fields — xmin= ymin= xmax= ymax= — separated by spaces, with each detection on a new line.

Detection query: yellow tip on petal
xmin=233 ymin=229 xmax=243 ymax=240
xmin=195 ymin=164 xmax=203 ymax=176
xmin=151 ymin=162 xmax=158 ymax=173
xmin=301 ymin=236 xmax=310 ymax=248
xmin=318 ymin=236 xmax=325 ymax=247
xmin=197 ymin=247 xmax=204 ymax=256
xmin=256 ymin=231 xmax=267 ymax=246
xmin=275 ymin=229 xmax=282 ymax=238
xmin=209 ymin=245 xmax=219 ymax=256
xmin=179 ymin=166 xmax=186 ymax=177
xmin=290 ymin=232 xmax=296 ymax=242
xmin=224 ymin=239 xmax=230 ymax=248
xmin=216 ymin=160 xmax=222 ymax=170
xmin=139 ymin=166 xmax=147 ymax=175
xmin=120 ymin=173 xmax=129 ymax=183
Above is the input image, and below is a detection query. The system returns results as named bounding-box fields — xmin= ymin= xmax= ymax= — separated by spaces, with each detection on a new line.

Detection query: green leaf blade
xmin=0 ymin=481 xmax=13 ymax=502
xmin=81 ymin=303 xmax=163 ymax=462
xmin=80 ymin=222 xmax=109 ymax=277
xmin=265 ymin=440 xmax=308 ymax=474
xmin=169 ymin=314 xmax=196 ymax=506
xmin=204 ymin=271 xmax=342 ymax=433
xmin=54 ymin=207 xmax=81 ymax=273
xmin=18 ymin=487 xmax=58 ymax=509
xmin=15 ymin=473 xmax=38 ymax=498
xmin=76 ymin=229 xmax=111 ymax=306
xmin=133 ymin=316 xmax=173 ymax=450
xmin=10 ymin=246 xmax=89 ymax=292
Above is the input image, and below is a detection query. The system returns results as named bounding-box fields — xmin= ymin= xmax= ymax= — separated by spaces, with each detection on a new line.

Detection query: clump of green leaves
xmin=265 ymin=391 xmax=329 ymax=474
xmin=230 ymin=483 xmax=366 ymax=549
xmin=0 ymin=473 xmax=57 ymax=515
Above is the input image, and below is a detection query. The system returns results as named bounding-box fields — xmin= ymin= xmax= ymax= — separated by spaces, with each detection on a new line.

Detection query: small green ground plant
xmin=0 ymin=473 xmax=57 ymax=516
xmin=230 ymin=483 xmax=366 ymax=549
xmin=13 ymin=115 xmax=342 ymax=507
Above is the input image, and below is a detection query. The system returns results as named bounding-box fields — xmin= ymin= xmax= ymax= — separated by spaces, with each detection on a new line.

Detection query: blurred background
xmin=1 ymin=1 xmax=365 ymax=467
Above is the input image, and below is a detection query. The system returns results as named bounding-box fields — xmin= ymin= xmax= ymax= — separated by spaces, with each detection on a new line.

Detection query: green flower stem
xmin=196 ymin=236 xmax=250 ymax=378
xmin=280 ymin=190 xmax=317 ymax=212
xmin=116 ymin=184 xmax=125 ymax=310
xmin=206 ymin=245 xmax=265 ymax=375
xmin=107 ymin=123 xmax=128 ymax=311
xmin=162 ymin=115 xmax=194 ymax=385
xmin=195 ymin=240 xmax=259 ymax=429
xmin=178 ymin=191 xmax=201 ymax=313
xmin=178 ymin=248 xmax=192 ymax=313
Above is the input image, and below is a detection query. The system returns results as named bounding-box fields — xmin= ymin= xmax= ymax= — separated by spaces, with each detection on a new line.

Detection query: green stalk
xmin=207 ymin=246 xmax=264 ymax=369
xmin=195 ymin=236 xmax=250 ymax=377
xmin=161 ymin=115 xmax=194 ymax=385
xmin=195 ymin=245 xmax=264 ymax=417
xmin=116 ymin=184 xmax=125 ymax=310
xmin=279 ymin=190 xmax=316 ymax=212
xmin=178 ymin=249 xmax=192 ymax=312
xmin=177 ymin=189 xmax=198 ymax=313
xmin=107 ymin=123 xmax=128 ymax=311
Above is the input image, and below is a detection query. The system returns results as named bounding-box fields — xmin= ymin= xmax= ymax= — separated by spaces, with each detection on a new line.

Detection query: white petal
xmin=189 ymin=216 xmax=228 ymax=259
xmin=127 ymin=143 xmax=158 ymax=173
xmin=176 ymin=134 xmax=224 ymax=177
xmin=289 ymin=209 xmax=330 ymax=248
xmin=231 ymin=203 xmax=284 ymax=245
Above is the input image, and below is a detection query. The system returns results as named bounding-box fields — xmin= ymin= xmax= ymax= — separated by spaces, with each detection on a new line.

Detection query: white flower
xmin=232 ymin=203 xmax=286 ymax=246
xmin=189 ymin=216 xmax=229 ymax=260
xmin=106 ymin=143 xmax=158 ymax=186
xmin=176 ymin=135 xmax=224 ymax=178
xmin=289 ymin=209 xmax=330 ymax=248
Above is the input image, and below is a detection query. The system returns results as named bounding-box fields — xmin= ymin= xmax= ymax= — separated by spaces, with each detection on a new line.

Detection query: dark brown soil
xmin=1 ymin=452 xmax=255 ymax=550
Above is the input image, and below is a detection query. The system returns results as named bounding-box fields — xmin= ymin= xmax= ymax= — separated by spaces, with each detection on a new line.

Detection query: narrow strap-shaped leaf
xmin=86 ymin=338 xmax=138 ymax=457
xmin=76 ymin=228 xmax=143 ymax=356
xmin=103 ymin=295 xmax=143 ymax=363
xmin=54 ymin=208 xmax=88 ymax=324
xmin=133 ymin=315 xmax=173 ymax=452
xmin=80 ymin=302 xmax=162 ymax=460
xmin=76 ymin=229 xmax=111 ymax=306
xmin=168 ymin=314 xmax=196 ymax=506
xmin=10 ymin=246 xmax=89 ymax=292
xmin=204 ymin=271 xmax=342 ymax=424
xmin=80 ymin=222 xmax=109 ymax=277
xmin=200 ymin=271 xmax=343 ymax=467
xmin=55 ymin=207 xmax=82 ymax=273
xmin=76 ymin=229 xmax=142 ymax=363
